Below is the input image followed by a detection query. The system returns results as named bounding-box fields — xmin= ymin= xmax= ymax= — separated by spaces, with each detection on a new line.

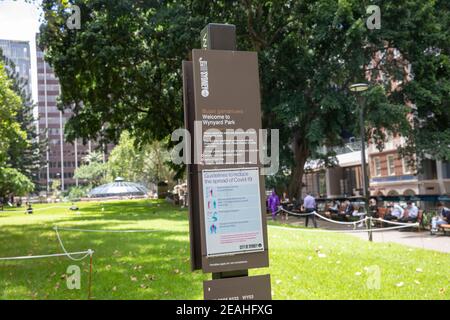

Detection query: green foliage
xmin=39 ymin=0 xmax=201 ymax=146
xmin=0 ymin=168 xmax=34 ymax=199
xmin=0 ymin=62 xmax=26 ymax=164
xmin=0 ymin=50 xmax=46 ymax=186
xmin=66 ymin=185 xmax=88 ymax=200
xmin=107 ymin=131 xmax=174 ymax=185
xmin=82 ymin=150 xmax=103 ymax=164
xmin=50 ymin=179 xmax=61 ymax=198
xmin=74 ymin=152 xmax=107 ymax=187
xmin=38 ymin=1 xmax=450 ymax=197
xmin=0 ymin=62 xmax=34 ymax=200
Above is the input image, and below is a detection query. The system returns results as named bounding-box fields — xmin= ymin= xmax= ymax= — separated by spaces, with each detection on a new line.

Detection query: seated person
xmin=327 ymin=200 xmax=340 ymax=215
xmin=353 ymin=205 xmax=367 ymax=227
xmin=352 ymin=204 xmax=365 ymax=217
xmin=435 ymin=202 xmax=450 ymax=226
xmin=339 ymin=200 xmax=354 ymax=220
xmin=291 ymin=197 xmax=301 ymax=211
xmin=399 ymin=201 xmax=418 ymax=223
xmin=384 ymin=203 xmax=403 ymax=220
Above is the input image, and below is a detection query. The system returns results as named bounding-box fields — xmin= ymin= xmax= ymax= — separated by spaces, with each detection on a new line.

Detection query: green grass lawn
xmin=0 ymin=199 xmax=448 ymax=300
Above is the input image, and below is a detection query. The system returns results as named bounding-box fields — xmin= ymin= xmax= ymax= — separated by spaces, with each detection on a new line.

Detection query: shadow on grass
xmin=0 ymin=200 xmax=205 ymax=300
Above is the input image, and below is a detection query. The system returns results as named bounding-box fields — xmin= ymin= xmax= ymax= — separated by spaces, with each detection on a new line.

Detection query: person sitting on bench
xmin=399 ymin=201 xmax=418 ymax=223
xmin=435 ymin=202 xmax=450 ymax=227
xmin=340 ymin=200 xmax=354 ymax=220
xmin=327 ymin=200 xmax=340 ymax=216
xmin=384 ymin=203 xmax=403 ymax=221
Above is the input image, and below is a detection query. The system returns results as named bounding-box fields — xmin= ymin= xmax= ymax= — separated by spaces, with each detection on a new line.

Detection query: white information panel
xmin=202 ymin=168 xmax=264 ymax=256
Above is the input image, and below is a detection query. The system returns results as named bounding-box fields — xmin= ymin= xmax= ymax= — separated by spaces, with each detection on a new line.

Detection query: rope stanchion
xmin=279 ymin=207 xmax=314 ymax=217
xmin=88 ymin=253 xmax=93 ymax=300
xmin=367 ymin=216 xmax=373 ymax=241
xmin=0 ymin=251 xmax=92 ymax=261
xmin=280 ymin=207 xmax=368 ymax=226
xmin=313 ymin=211 xmax=367 ymax=226
xmin=269 ymin=222 xmax=419 ymax=233
xmin=54 ymin=226 xmax=94 ymax=261
xmin=372 ymin=217 xmax=418 ymax=226
xmin=53 ymin=227 xmax=96 ymax=300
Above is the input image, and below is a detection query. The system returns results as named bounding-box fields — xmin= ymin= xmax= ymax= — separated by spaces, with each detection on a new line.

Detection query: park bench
xmin=374 ymin=207 xmax=388 ymax=227
xmin=397 ymin=210 xmax=423 ymax=232
xmin=438 ymin=224 xmax=450 ymax=235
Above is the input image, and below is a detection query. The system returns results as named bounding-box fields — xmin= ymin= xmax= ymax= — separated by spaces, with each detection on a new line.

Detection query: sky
xmin=0 ymin=0 xmax=43 ymax=105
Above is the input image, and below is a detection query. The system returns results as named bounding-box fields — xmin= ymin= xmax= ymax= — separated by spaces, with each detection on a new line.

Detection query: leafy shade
xmin=107 ymin=131 xmax=174 ymax=185
xmin=73 ymin=151 xmax=107 ymax=187
xmin=1 ymin=49 xmax=46 ymax=187
xmin=0 ymin=62 xmax=34 ymax=200
xmin=39 ymin=0 xmax=202 ymax=146
xmin=0 ymin=168 xmax=34 ymax=199
xmin=39 ymin=0 xmax=449 ymax=197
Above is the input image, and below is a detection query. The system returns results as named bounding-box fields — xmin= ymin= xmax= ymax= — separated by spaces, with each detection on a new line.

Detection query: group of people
xmin=267 ymin=190 xmax=450 ymax=233
xmin=326 ymin=199 xmax=370 ymax=227
xmin=383 ymin=201 xmax=419 ymax=222
xmin=267 ymin=191 xmax=318 ymax=228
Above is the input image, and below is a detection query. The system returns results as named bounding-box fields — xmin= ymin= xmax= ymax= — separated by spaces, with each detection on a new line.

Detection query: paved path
xmin=268 ymin=214 xmax=450 ymax=254
xmin=346 ymin=229 xmax=450 ymax=253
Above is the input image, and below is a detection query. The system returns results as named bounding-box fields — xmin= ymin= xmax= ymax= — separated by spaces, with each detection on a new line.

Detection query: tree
xmin=74 ymin=151 xmax=107 ymax=187
xmin=0 ymin=168 xmax=34 ymax=202
xmin=82 ymin=150 xmax=104 ymax=164
xmin=0 ymin=61 xmax=34 ymax=201
xmin=39 ymin=0 xmax=450 ymax=198
xmin=0 ymin=50 xmax=46 ymax=187
xmin=107 ymin=131 xmax=174 ymax=185
xmin=50 ymin=178 xmax=61 ymax=198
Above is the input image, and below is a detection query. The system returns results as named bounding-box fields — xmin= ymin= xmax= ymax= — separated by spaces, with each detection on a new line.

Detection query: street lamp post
xmin=349 ymin=83 xmax=372 ymax=241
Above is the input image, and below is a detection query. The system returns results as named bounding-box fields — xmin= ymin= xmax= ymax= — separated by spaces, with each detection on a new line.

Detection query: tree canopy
xmin=1 ymin=50 xmax=46 ymax=187
xmin=39 ymin=0 xmax=450 ymax=197
xmin=0 ymin=61 xmax=34 ymax=200
xmin=107 ymin=131 xmax=174 ymax=185
xmin=73 ymin=151 xmax=107 ymax=187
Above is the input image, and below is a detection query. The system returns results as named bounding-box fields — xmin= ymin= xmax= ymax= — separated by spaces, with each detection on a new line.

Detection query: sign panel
xmin=202 ymin=168 xmax=264 ymax=256
xmin=204 ymin=274 xmax=271 ymax=300
xmin=188 ymin=48 xmax=269 ymax=272
xmin=192 ymin=49 xmax=262 ymax=168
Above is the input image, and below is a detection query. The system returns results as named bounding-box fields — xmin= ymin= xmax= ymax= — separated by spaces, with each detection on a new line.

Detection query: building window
xmin=443 ymin=161 xmax=450 ymax=179
xmin=387 ymin=155 xmax=395 ymax=176
xmin=403 ymin=157 xmax=414 ymax=174
xmin=373 ymin=157 xmax=381 ymax=177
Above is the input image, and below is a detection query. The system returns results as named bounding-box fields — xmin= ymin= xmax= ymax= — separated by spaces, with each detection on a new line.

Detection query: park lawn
xmin=0 ymin=199 xmax=448 ymax=300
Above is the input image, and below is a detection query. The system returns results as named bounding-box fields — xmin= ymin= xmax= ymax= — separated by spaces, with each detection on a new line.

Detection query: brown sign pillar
xmin=183 ymin=23 xmax=271 ymax=300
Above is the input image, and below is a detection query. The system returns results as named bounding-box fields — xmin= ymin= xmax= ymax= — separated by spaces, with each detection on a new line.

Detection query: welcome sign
xmin=183 ymin=23 xmax=270 ymax=300
xmin=190 ymin=49 xmax=269 ymax=273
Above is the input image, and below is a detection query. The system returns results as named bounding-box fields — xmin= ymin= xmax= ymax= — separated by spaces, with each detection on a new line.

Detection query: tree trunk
xmin=288 ymin=131 xmax=309 ymax=199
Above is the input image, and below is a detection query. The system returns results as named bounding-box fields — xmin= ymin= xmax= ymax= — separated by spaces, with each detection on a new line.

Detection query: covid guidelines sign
xmin=202 ymin=168 xmax=264 ymax=256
